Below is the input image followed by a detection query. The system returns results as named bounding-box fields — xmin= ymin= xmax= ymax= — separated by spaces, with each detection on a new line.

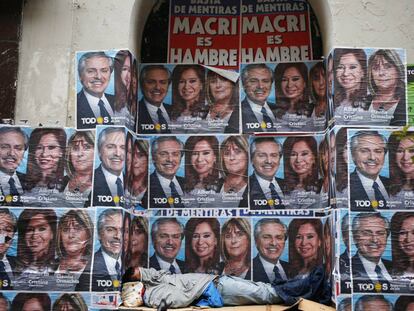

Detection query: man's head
xmin=98 ymin=127 xmax=126 ymax=176
xmin=151 ymin=218 xmax=184 ymax=263
xmin=354 ymin=295 xmax=393 ymax=311
xmin=251 ymin=137 xmax=282 ymax=181
xmin=254 ymin=219 xmax=287 ymax=264
xmin=0 ymin=208 xmax=16 ymax=258
xmin=351 ymin=131 xmax=387 ymax=180
xmin=140 ymin=65 xmax=171 ymax=107
xmin=78 ymin=51 xmax=113 ymax=98
xmin=241 ymin=64 xmax=273 ymax=105
xmin=97 ymin=209 xmax=123 ymax=259
xmin=0 ymin=127 xmax=27 ymax=175
xmin=151 ymin=137 xmax=183 ymax=180
xmin=352 ymin=212 xmax=389 ymax=263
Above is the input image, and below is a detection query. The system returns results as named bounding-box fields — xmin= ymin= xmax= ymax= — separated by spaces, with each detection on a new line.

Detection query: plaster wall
xmin=14 ymin=0 xmax=414 ymax=126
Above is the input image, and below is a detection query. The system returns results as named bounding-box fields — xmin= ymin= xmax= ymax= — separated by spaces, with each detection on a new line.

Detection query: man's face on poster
xmin=99 ymin=130 xmax=126 ymax=176
xmin=0 ymin=131 xmax=25 ymax=175
xmin=244 ymin=67 xmax=272 ymax=105
xmin=256 ymin=222 xmax=286 ymax=264
xmin=99 ymin=212 xmax=123 ymax=258
xmin=142 ymin=68 xmax=170 ymax=107
xmin=80 ymin=56 xmax=112 ymax=98
xmin=352 ymin=135 xmax=386 ymax=180
xmin=153 ymin=221 xmax=183 ymax=263
xmin=153 ymin=139 xmax=182 ymax=180
xmin=252 ymin=141 xmax=281 ymax=181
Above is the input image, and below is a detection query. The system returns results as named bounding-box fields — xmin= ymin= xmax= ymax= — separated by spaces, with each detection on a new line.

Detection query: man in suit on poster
xmin=0 ymin=127 xmax=27 ymax=206
xmin=93 ymin=127 xmax=126 ymax=207
xmin=349 ymin=131 xmax=390 ymax=210
xmin=0 ymin=208 xmax=18 ymax=290
xmin=241 ymin=64 xmax=277 ymax=133
xmin=150 ymin=137 xmax=185 ymax=208
xmin=249 ymin=137 xmax=286 ymax=209
xmin=138 ymin=65 xmax=172 ymax=134
xmin=92 ymin=208 xmax=123 ymax=291
xmin=252 ymin=218 xmax=289 ymax=283
xmin=351 ymin=212 xmax=393 ymax=292
xmin=149 ymin=218 xmax=185 ymax=273
xmin=77 ymin=51 xmax=115 ymax=129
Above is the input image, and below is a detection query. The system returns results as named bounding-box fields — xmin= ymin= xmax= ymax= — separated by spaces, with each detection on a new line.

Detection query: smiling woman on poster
xmin=125 ymin=216 xmax=149 ymax=270
xmin=128 ymin=140 xmax=149 ymax=209
xmin=217 ymin=136 xmax=248 ymax=208
xmin=367 ymin=49 xmax=406 ymax=125
xmin=55 ymin=209 xmax=93 ymax=291
xmin=288 ymin=218 xmax=323 ymax=279
xmin=185 ymin=218 xmax=220 ymax=274
xmin=170 ymin=65 xmax=208 ymax=133
xmin=334 ymin=48 xmax=368 ymax=123
xmin=24 ymin=128 xmax=66 ymax=203
xmin=205 ymin=71 xmax=239 ymax=133
xmin=309 ymin=62 xmax=327 ymax=130
xmin=113 ymin=50 xmax=132 ymax=120
xmin=14 ymin=209 xmax=58 ymax=290
xmin=391 ymin=212 xmax=414 ymax=278
xmin=388 ymin=131 xmax=414 ymax=205
xmin=274 ymin=62 xmax=313 ymax=132
xmin=283 ymin=136 xmax=320 ymax=208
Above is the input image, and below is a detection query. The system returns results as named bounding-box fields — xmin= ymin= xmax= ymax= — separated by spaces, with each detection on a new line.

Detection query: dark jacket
xmin=138 ymin=99 xmax=172 ymax=134
xmin=77 ymin=91 xmax=115 ymax=129
xmin=249 ymin=174 xmax=286 ymax=210
xmin=149 ymin=171 xmax=185 ymax=208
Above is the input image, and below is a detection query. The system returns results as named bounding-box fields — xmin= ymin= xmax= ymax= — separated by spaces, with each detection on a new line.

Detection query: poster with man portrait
xmin=75 ymin=49 xmax=138 ymax=131
xmin=347 ymin=127 xmax=414 ymax=211
xmin=332 ymin=47 xmax=407 ymax=126
xmin=248 ymin=133 xmax=326 ymax=210
xmin=148 ymin=134 xmax=249 ymax=209
xmin=240 ymin=60 xmax=325 ymax=134
xmin=138 ymin=64 xmax=240 ymax=135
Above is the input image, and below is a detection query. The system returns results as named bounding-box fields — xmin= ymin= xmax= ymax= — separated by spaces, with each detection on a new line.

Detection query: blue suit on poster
xmin=149 ymin=172 xmax=185 ymax=209
xmin=252 ymin=255 xmax=289 ymax=284
xmin=249 ymin=174 xmax=286 ymax=210
xmin=138 ymin=99 xmax=172 ymax=134
xmin=92 ymin=248 xmax=121 ymax=292
xmin=77 ymin=91 xmax=115 ymax=129
xmin=241 ymin=98 xmax=277 ymax=133
xmin=149 ymin=254 xmax=185 ymax=273
xmin=93 ymin=165 xmax=124 ymax=207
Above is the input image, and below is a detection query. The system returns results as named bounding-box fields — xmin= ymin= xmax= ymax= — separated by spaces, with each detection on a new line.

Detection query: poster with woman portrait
xmin=50 ymin=293 xmax=91 ymax=311
xmin=347 ymin=127 xmax=414 ymax=211
xmin=124 ymin=130 xmax=149 ymax=212
xmin=75 ymin=49 xmax=137 ymax=131
xmin=240 ymin=60 xmax=326 ymax=134
xmin=332 ymin=47 xmax=407 ymax=126
xmin=251 ymin=215 xmax=329 ymax=285
xmin=138 ymin=64 xmax=240 ymax=135
xmin=148 ymin=134 xmax=249 ymax=209
xmin=248 ymin=133 xmax=325 ymax=210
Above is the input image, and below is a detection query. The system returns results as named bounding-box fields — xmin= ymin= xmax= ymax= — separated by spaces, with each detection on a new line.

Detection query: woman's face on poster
xmin=22 ymin=298 xmax=44 ymax=311
xmin=70 ymin=136 xmax=94 ymax=174
xmin=223 ymin=142 xmax=247 ymax=176
xmin=289 ymin=141 xmax=315 ymax=177
xmin=295 ymin=223 xmax=321 ymax=261
xmin=121 ymin=55 xmax=131 ymax=91
xmin=26 ymin=214 xmax=53 ymax=259
xmin=223 ymin=224 xmax=249 ymax=259
xmin=336 ymin=53 xmax=364 ymax=92
xmin=130 ymin=222 xmax=146 ymax=255
xmin=133 ymin=145 xmax=148 ymax=178
xmin=209 ymin=75 xmax=233 ymax=103
xmin=395 ymin=138 xmax=414 ymax=176
xmin=281 ymin=66 xmax=306 ymax=101
xmin=398 ymin=216 xmax=414 ymax=258
xmin=371 ymin=55 xmax=398 ymax=92
xmin=35 ymin=133 xmax=63 ymax=171
xmin=178 ymin=68 xmax=202 ymax=103
xmin=312 ymin=70 xmax=326 ymax=98
xmin=191 ymin=222 xmax=217 ymax=260
xmin=61 ymin=217 xmax=89 ymax=256
xmin=191 ymin=140 xmax=216 ymax=178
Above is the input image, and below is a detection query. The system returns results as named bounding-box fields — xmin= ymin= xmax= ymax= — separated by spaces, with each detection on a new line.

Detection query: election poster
xmin=332 ymin=48 xmax=407 ymax=127
xmin=75 ymin=50 xmax=137 ymax=131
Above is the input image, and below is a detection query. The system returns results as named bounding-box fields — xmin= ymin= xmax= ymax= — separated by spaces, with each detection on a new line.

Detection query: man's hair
xmin=350 ymin=130 xmax=388 ymax=157
xmin=0 ymin=293 xmax=10 ymax=309
xmin=97 ymin=127 xmax=125 ymax=153
xmin=139 ymin=65 xmax=171 ymax=88
xmin=78 ymin=51 xmax=113 ymax=76
xmin=0 ymin=126 xmax=28 ymax=150
xmin=354 ymin=295 xmax=393 ymax=311
xmin=97 ymin=208 xmax=122 ymax=235
xmin=337 ymin=298 xmax=351 ymax=311
xmin=151 ymin=218 xmax=184 ymax=242
xmin=241 ymin=63 xmax=273 ymax=86
xmin=352 ymin=212 xmax=390 ymax=237
xmin=0 ymin=208 xmax=17 ymax=233
xmin=151 ymin=136 xmax=184 ymax=159
xmin=250 ymin=137 xmax=282 ymax=159
xmin=254 ymin=218 xmax=287 ymax=241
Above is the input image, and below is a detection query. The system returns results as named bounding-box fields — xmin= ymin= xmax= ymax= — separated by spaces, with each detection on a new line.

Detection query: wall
xmin=14 ymin=0 xmax=414 ymax=126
